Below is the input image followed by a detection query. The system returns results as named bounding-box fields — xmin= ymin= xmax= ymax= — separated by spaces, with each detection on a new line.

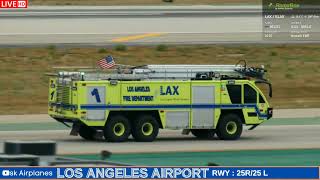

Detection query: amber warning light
xmin=0 ymin=0 xmax=28 ymax=8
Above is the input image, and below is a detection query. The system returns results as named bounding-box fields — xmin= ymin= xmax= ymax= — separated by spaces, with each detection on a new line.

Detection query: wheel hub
xmin=142 ymin=122 xmax=153 ymax=136
xmin=113 ymin=123 xmax=125 ymax=136
xmin=226 ymin=121 xmax=237 ymax=135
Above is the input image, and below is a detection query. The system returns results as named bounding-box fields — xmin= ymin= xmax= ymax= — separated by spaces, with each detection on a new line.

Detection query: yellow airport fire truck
xmin=48 ymin=61 xmax=273 ymax=142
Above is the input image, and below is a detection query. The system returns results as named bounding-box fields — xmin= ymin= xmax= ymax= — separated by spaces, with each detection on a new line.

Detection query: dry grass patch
xmin=0 ymin=44 xmax=319 ymax=114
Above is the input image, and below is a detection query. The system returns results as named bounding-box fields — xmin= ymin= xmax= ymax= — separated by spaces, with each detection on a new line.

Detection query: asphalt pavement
xmin=1 ymin=108 xmax=319 ymax=123
xmin=0 ymin=125 xmax=318 ymax=154
xmin=1 ymin=5 xmax=320 ymax=46
xmin=0 ymin=108 xmax=319 ymax=154
xmin=0 ymin=5 xmax=261 ymax=46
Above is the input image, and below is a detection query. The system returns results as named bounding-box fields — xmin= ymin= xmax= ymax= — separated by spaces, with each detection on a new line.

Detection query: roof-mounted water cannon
xmin=233 ymin=60 xmax=272 ymax=97
xmin=235 ymin=66 xmax=267 ymax=81
xmin=234 ymin=60 xmax=268 ymax=81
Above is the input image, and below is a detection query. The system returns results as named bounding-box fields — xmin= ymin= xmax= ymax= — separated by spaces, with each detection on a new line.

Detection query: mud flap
xmin=70 ymin=123 xmax=80 ymax=136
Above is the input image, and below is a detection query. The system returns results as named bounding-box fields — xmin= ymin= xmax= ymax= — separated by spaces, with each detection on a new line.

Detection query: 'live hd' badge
xmin=0 ymin=0 xmax=28 ymax=8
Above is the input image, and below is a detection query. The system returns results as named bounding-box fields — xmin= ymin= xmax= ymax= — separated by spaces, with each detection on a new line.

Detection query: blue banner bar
xmin=0 ymin=167 xmax=318 ymax=179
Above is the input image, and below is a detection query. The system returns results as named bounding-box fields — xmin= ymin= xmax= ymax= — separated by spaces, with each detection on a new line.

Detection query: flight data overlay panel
xmin=263 ymin=0 xmax=320 ymax=41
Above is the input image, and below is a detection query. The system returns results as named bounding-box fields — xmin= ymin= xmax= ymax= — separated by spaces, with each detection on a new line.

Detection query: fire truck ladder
xmin=56 ymin=61 xmax=267 ymax=81
xmin=131 ymin=61 xmax=267 ymax=80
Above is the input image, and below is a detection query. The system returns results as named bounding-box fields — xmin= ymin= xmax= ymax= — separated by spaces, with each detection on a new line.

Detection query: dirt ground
xmin=0 ymin=44 xmax=319 ymax=114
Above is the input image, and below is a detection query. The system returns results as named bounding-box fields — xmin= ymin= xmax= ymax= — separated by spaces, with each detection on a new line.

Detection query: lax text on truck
xmin=47 ymin=58 xmax=273 ymax=142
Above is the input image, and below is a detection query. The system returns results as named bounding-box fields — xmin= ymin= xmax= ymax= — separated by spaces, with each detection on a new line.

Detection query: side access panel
xmin=86 ymin=86 xmax=106 ymax=120
xmin=165 ymin=111 xmax=190 ymax=129
xmin=191 ymin=85 xmax=215 ymax=128
xmin=78 ymin=81 xmax=122 ymax=127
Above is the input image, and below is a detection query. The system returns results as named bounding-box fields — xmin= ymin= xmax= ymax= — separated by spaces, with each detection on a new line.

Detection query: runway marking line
xmin=111 ymin=33 xmax=166 ymax=42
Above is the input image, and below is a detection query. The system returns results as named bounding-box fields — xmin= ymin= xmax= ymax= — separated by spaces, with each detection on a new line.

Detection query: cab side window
xmin=259 ymin=94 xmax=265 ymax=103
xmin=226 ymin=85 xmax=242 ymax=104
xmin=244 ymin=84 xmax=257 ymax=103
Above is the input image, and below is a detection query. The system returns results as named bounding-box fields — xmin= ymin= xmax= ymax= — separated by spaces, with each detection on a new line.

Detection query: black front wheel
xmin=216 ymin=114 xmax=243 ymax=140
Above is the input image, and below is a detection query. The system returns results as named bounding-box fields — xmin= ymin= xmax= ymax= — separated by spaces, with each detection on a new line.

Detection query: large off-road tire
xmin=191 ymin=129 xmax=215 ymax=139
xmin=216 ymin=114 xmax=243 ymax=140
xmin=79 ymin=124 xmax=96 ymax=141
xmin=132 ymin=115 xmax=159 ymax=142
xmin=104 ymin=115 xmax=131 ymax=142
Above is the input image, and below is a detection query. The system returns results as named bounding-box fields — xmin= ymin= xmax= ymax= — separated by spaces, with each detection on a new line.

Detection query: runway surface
xmin=1 ymin=5 xmax=306 ymax=47
xmin=0 ymin=5 xmax=320 ymax=47
xmin=0 ymin=5 xmax=261 ymax=17
xmin=2 ymin=5 xmax=320 ymax=46
xmin=0 ymin=5 xmax=263 ymax=46
xmin=0 ymin=109 xmax=319 ymax=154
xmin=1 ymin=108 xmax=319 ymax=123
xmin=0 ymin=125 xmax=319 ymax=154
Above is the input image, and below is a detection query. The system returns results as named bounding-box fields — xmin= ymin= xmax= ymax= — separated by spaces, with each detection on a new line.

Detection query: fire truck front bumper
xmin=267 ymin=108 xmax=273 ymax=120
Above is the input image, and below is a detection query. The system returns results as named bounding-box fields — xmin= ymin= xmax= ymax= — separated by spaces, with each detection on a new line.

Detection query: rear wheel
xmin=79 ymin=124 xmax=96 ymax=141
xmin=132 ymin=115 xmax=159 ymax=142
xmin=191 ymin=129 xmax=215 ymax=139
xmin=216 ymin=114 xmax=242 ymax=140
xmin=104 ymin=115 xmax=131 ymax=142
